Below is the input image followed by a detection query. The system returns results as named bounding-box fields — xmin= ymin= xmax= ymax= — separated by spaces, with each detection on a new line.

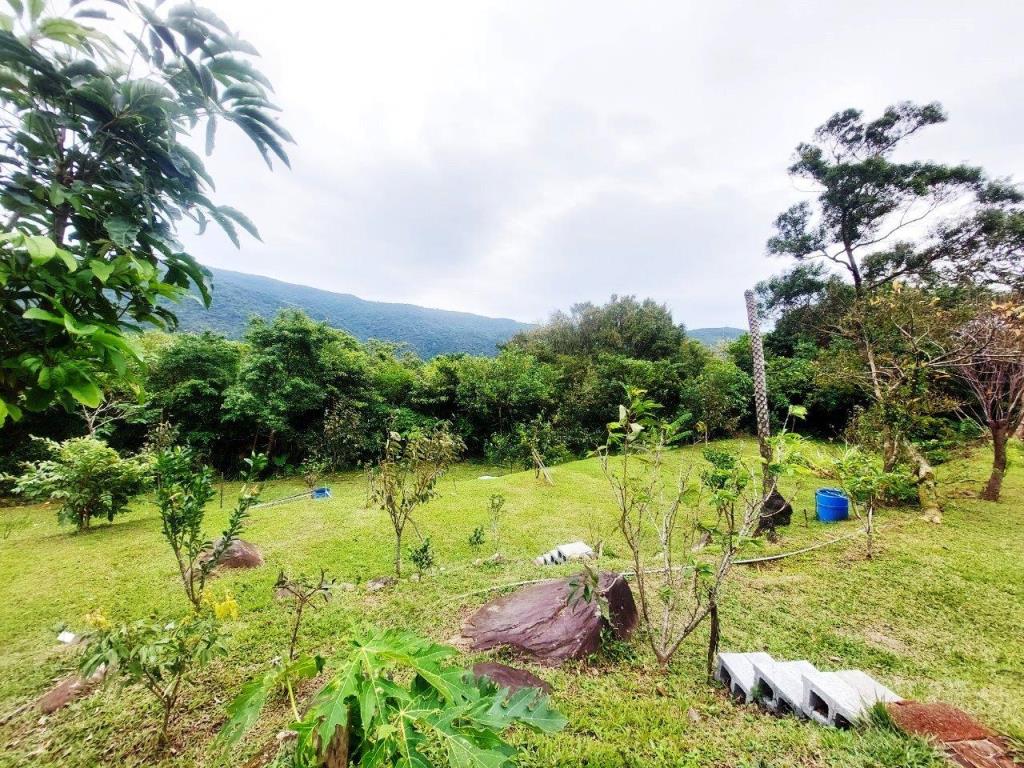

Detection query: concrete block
xmin=534 ymin=541 xmax=595 ymax=566
xmin=802 ymin=669 xmax=901 ymax=727
xmin=714 ymin=652 xmax=774 ymax=703
xmin=751 ymin=659 xmax=818 ymax=716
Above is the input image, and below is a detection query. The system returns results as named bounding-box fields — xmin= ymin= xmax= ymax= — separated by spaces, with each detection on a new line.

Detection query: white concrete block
xmin=714 ymin=652 xmax=774 ymax=703
xmin=801 ymin=669 xmax=900 ymax=727
xmin=534 ymin=541 xmax=595 ymax=565
xmin=752 ymin=659 xmax=817 ymax=716
xmin=57 ymin=630 xmax=76 ymax=644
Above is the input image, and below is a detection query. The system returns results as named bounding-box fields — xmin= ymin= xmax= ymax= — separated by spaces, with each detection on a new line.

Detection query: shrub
xmin=6 ymin=437 xmax=149 ymax=530
xmin=81 ymin=613 xmax=226 ymax=747
xmin=407 ymin=537 xmax=436 ymax=573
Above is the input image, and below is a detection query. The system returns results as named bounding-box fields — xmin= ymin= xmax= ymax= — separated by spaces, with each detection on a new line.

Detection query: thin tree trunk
xmin=394 ymin=528 xmax=402 ymax=578
xmin=706 ymin=599 xmax=720 ymax=682
xmin=904 ymin=440 xmax=941 ymax=522
xmin=981 ymin=423 xmax=1008 ymax=502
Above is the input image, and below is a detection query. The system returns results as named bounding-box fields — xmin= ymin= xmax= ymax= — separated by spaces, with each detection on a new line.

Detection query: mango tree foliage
xmin=0 ymin=0 xmax=290 ymax=422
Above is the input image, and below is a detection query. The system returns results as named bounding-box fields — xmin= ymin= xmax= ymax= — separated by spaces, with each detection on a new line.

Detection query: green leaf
xmin=22 ymin=306 xmax=64 ymax=324
xmin=63 ymin=314 xmax=99 ymax=335
xmin=205 ymin=115 xmax=216 ymax=155
xmin=24 ymin=235 xmax=56 ymax=264
xmin=89 ymin=259 xmax=114 ymax=283
xmin=27 ymin=0 xmax=41 ymax=21
xmin=65 ymin=376 xmax=102 ymax=407
xmin=103 ymin=216 xmax=140 ymax=248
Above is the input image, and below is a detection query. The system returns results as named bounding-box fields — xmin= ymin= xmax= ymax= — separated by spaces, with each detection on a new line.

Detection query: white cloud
xmin=183 ymin=0 xmax=1024 ymax=326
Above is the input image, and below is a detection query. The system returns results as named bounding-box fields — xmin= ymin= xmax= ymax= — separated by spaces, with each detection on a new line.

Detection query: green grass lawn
xmin=1 ymin=439 xmax=1022 ymax=767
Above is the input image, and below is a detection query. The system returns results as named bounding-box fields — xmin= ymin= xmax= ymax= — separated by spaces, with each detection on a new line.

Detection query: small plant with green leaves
xmin=368 ymin=426 xmax=463 ymax=577
xmin=408 ymin=536 xmax=436 ymax=574
xmin=81 ymin=612 xmax=227 ymax=748
xmin=5 ymin=436 xmax=150 ymax=531
xmin=468 ymin=525 xmax=486 ymax=549
xmin=218 ymin=628 xmax=566 ymax=768
xmin=487 ymin=493 xmax=506 ymax=555
xmin=816 ymin=446 xmax=907 ymax=558
xmin=275 ymin=570 xmax=334 ymax=661
xmin=153 ymin=447 xmax=267 ymax=609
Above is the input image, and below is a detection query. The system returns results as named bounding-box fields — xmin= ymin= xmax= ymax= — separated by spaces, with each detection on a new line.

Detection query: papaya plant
xmin=218 ymin=628 xmax=567 ymax=767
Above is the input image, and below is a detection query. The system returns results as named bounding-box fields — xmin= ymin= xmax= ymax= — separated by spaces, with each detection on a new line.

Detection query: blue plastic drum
xmin=815 ymin=488 xmax=849 ymax=522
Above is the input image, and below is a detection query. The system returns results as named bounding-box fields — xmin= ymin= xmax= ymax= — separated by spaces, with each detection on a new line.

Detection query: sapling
xmin=817 ymin=447 xmax=904 ymax=558
xmin=598 ymin=387 xmax=773 ymax=670
xmin=275 ymin=570 xmax=334 ymax=661
xmin=81 ymin=612 xmax=227 ymax=747
xmin=487 ymin=493 xmax=506 ymax=556
xmin=368 ymin=427 xmax=462 ymax=577
xmin=408 ymin=537 xmax=436 ymax=574
xmin=468 ymin=525 xmax=486 ymax=549
xmin=153 ymin=447 xmax=267 ymax=609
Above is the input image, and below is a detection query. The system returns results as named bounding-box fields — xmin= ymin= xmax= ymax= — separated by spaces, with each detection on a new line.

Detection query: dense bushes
xmin=2 ymin=296 xmax=893 ymax=476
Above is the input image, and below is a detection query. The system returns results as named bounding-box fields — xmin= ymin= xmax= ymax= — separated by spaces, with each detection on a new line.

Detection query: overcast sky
xmin=183 ymin=0 xmax=1024 ymax=328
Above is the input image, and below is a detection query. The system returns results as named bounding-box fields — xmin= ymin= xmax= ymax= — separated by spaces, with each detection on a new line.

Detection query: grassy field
xmin=1 ymin=438 xmax=1022 ymax=768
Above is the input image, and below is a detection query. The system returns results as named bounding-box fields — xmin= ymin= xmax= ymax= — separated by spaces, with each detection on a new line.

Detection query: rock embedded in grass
xmin=471 ymin=661 xmax=553 ymax=694
xmin=461 ymin=571 xmax=637 ymax=664
xmin=199 ymin=538 xmax=264 ymax=572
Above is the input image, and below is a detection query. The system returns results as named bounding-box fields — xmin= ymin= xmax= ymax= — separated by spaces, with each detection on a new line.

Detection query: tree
xmin=950 ymin=306 xmax=1024 ymax=500
xmin=368 ymin=427 xmax=462 ymax=577
xmin=146 ymin=331 xmax=241 ymax=464
xmin=766 ymin=102 xmax=997 ymax=515
xmin=0 ymin=2 xmax=290 ymax=423
xmin=597 ymin=387 xmax=761 ymax=669
xmin=508 ymin=295 xmax=687 ymax=362
xmin=5 ymin=436 xmax=149 ymax=530
xmin=222 ymin=311 xmax=371 ymax=461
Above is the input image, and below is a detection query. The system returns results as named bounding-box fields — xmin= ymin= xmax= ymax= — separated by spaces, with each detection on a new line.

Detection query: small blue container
xmin=815 ymin=488 xmax=849 ymax=522
xmin=311 ymin=487 xmax=332 ymax=500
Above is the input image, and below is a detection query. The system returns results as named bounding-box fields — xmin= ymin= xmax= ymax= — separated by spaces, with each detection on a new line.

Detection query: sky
xmin=181 ymin=0 xmax=1024 ymax=328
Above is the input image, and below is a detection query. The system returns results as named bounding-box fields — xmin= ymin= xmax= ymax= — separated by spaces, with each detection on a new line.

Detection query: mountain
xmin=686 ymin=326 xmax=745 ymax=346
xmin=170 ymin=267 xmax=533 ymax=358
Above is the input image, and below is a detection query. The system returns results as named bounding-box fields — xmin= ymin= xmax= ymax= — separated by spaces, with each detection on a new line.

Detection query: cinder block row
xmin=713 ymin=652 xmax=901 ymax=727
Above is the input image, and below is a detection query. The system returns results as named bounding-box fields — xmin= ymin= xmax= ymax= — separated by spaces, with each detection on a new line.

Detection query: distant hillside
xmin=170 ymin=268 xmax=533 ymax=358
xmin=687 ymin=326 xmax=745 ymax=346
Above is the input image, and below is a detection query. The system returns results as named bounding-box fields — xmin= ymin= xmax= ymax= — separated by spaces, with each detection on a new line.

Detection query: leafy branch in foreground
xmin=218 ymin=628 xmax=566 ymax=768
xmin=0 ymin=1 xmax=291 ymax=420
xmin=153 ymin=446 xmax=266 ymax=609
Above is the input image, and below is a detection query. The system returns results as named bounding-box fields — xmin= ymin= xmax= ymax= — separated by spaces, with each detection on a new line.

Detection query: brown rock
xmin=461 ymin=571 xmax=637 ymax=665
xmin=37 ymin=666 xmax=107 ymax=714
xmin=199 ymin=538 xmax=264 ymax=572
xmin=366 ymin=576 xmax=397 ymax=592
xmin=471 ymin=662 xmax=553 ymax=694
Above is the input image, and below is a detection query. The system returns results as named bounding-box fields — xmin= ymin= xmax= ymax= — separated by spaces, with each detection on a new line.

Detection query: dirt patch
xmin=888 ymin=701 xmax=993 ymax=742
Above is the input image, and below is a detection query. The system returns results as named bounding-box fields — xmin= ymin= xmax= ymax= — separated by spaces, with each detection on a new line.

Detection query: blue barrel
xmin=815 ymin=488 xmax=849 ymax=522
xmin=311 ymin=487 xmax=332 ymax=500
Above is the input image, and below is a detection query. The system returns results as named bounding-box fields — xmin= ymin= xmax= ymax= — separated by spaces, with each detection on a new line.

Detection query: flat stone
xmin=461 ymin=571 xmax=637 ymax=665
xmin=752 ymin=658 xmax=817 ymax=716
xmin=366 ymin=576 xmax=397 ymax=592
xmin=471 ymin=662 xmax=553 ymax=694
xmin=36 ymin=666 xmax=106 ymax=714
xmin=714 ymin=652 xmax=774 ymax=703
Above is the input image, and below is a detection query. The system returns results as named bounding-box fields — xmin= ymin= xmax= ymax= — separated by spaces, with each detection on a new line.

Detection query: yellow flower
xmin=204 ymin=589 xmax=240 ymax=621
xmin=84 ymin=610 xmax=112 ymax=631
